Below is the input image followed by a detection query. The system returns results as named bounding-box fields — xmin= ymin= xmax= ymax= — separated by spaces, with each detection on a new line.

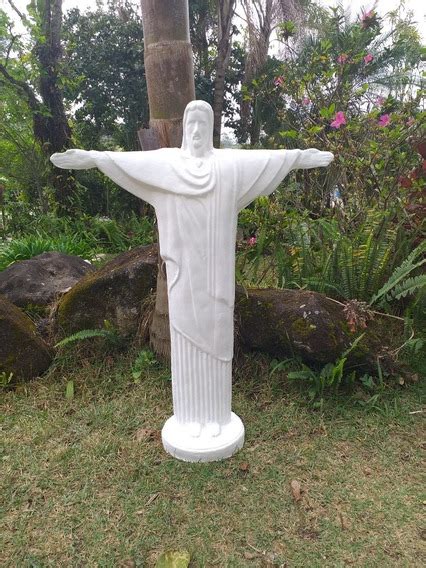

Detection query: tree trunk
xmin=139 ymin=0 xmax=195 ymax=360
xmin=240 ymin=0 xmax=298 ymax=145
xmin=212 ymin=0 xmax=236 ymax=148
xmin=35 ymin=0 xmax=74 ymax=214
xmin=240 ymin=0 xmax=274 ymax=144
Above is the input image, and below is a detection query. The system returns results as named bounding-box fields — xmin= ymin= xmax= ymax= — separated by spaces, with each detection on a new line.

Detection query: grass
xmin=1 ymin=346 xmax=425 ymax=567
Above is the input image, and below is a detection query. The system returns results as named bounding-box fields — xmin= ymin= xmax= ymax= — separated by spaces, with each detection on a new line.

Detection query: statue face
xmin=185 ymin=109 xmax=210 ymax=156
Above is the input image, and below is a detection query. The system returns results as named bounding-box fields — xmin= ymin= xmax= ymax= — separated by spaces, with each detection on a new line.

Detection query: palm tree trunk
xmin=139 ymin=0 xmax=195 ymax=360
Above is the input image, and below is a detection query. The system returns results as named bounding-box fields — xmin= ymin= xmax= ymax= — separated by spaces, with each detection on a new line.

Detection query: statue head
xmin=182 ymin=100 xmax=214 ymax=158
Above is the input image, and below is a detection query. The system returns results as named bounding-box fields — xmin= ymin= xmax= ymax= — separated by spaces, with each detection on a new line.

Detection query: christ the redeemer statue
xmin=51 ymin=100 xmax=333 ymax=462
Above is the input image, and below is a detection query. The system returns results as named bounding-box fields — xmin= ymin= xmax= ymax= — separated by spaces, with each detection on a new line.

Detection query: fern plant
xmin=370 ymin=241 xmax=426 ymax=307
xmin=55 ymin=321 xmax=122 ymax=350
xmin=237 ymin=207 xmax=413 ymax=305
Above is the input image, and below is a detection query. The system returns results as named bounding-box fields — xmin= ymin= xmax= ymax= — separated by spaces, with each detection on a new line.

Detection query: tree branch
xmin=0 ymin=63 xmax=40 ymax=111
xmin=7 ymin=0 xmax=27 ymax=22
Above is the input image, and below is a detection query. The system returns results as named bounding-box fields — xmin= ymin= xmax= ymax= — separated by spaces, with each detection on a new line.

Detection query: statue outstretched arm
xmin=236 ymin=148 xmax=334 ymax=211
xmin=290 ymin=148 xmax=334 ymax=170
xmin=50 ymin=149 xmax=102 ymax=170
xmin=50 ymin=149 xmax=161 ymax=207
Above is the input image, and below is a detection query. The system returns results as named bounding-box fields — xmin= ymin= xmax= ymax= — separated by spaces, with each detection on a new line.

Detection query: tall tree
xmin=63 ymin=1 xmax=149 ymax=151
xmin=212 ymin=0 xmax=236 ymax=147
xmin=240 ymin=0 xmax=302 ymax=145
xmin=0 ymin=0 xmax=75 ymax=213
xmin=139 ymin=0 xmax=195 ymax=359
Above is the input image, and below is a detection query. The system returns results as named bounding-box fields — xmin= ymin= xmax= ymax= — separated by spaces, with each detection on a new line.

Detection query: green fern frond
xmin=388 ymin=274 xmax=426 ymax=301
xmin=55 ymin=329 xmax=116 ymax=348
xmin=370 ymin=242 xmax=426 ymax=306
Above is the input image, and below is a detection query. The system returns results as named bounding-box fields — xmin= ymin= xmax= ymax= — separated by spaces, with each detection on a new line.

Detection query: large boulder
xmin=235 ymin=287 xmax=348 ymax=364
xmin=55 ymin=244 xmax=158 ymax=336
xmin=0 ymin=294 xmax=52 ymax=380
xmin=235 ymin=286 xmax=400 ymax=370
xmin=0 ymin=251 xmax=95 ymax=308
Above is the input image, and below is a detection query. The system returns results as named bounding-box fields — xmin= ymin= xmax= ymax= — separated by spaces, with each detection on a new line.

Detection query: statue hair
xmin=181 ymin=100 xmax=214 ymax=154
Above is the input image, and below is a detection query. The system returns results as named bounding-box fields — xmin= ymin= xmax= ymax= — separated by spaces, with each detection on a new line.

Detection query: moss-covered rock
xmin=0 ymin=293 xmax=52 ymax=380
xmin=235 ymin=287 xmax=348 ymax=364
xmin=55 ymin=244 xmax=158 ymax=337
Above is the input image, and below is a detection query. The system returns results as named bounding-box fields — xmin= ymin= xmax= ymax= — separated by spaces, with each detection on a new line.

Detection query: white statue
xmin=51 ymin=100 xmax=333 ymax=462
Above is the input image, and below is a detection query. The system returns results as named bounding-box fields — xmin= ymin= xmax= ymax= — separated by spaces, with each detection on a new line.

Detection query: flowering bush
xmin=238 ymin=6 xmax=424 ymax=221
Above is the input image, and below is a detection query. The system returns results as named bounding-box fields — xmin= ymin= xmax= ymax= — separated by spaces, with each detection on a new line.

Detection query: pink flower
xmin=247 ymin=236 xmax=257 ymax=246
xmin=337 ymin=54 xmax=348 ymax=64
xmin=375 ymin=96 xmax=385 ymax=106
xmin=364 ymin=53 xmax=374 ymax=64
xmin=330 ymin=111 xmax=346 ymax=129
xmin=302 ymin=97 xmax=311 ymax=106
xmin=362 ymin=9 xmax=375 ymax=21
xmin=361 ymin=8 xmax=377 ymax=28
xmin=274 ymin=76 xmax=284 ymax=87
xmin=378 ymin=114 xmax=390 ymax=127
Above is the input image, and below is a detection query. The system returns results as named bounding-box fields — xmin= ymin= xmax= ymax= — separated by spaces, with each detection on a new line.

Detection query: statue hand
xmin=50 ymin=149 xmax=97 ymax=170
xmin=301 ymin=149 xmax=334 ymax=169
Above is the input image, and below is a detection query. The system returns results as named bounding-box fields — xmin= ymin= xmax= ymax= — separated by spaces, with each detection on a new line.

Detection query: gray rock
xmin=0 ymin=251 xmax=95 ymax=308
xmin=0 ymin=293 xmax=52 ymax=381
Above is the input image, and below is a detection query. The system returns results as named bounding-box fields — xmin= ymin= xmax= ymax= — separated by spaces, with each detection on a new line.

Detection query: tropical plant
xmin=271 ymin=333 xmax=366 ymax=404
xmin=370 ymin=241 xmax=426 ymax=307
xmin=0 ymin=233 xmax=93 ymax=270
xmin=237 ymin=205 xmax=420 ymax=306
xmin=55 ymin=321 xmax=122 ymax=350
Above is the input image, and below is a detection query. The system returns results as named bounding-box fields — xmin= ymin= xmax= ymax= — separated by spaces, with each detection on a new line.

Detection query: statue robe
xmin=94 ymin=147 xmax=303 ymax=426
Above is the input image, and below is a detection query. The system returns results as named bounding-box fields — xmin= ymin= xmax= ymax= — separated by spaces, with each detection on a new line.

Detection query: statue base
xmin=161 ymin=412 xmax=245 ymax=462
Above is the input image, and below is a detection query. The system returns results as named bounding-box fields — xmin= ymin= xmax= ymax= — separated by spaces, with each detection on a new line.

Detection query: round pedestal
xmin=161 ymin=412 xmax=245 ymax=462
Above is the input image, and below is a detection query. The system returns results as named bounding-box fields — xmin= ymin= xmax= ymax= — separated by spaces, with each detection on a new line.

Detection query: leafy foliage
xmin=271 ymin=333 xmax=366 ymax=404
xmin=237 ymin=205 xmax=419 ymax=305
xmin=370 ymin=242 xmax=426 ymax=307
xmin=0 ymin=234 xmax=93 ymax=270
xmin=0 ymin=213 xmax=154 ymax=270
xmin=237 ymin=6 xmax=424 ymax=216
xmin=63 ymin=0 xmax=149 ymax=151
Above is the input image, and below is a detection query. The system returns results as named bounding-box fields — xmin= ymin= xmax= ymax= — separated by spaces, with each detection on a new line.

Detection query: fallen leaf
xmin=146 ymin=492 xmax=160 ymax=506
xmin=290 ymin=480 xmax=302 ymax=502
xmin=135 ymin=428 xmax=158 ymax=442
xmin=363 ymin=466 xmax=372 ymax=476
xmin=155 ymin=550 xmax=191 ymax=568
xmin=239 ymin=462 xmax=250 ymax=473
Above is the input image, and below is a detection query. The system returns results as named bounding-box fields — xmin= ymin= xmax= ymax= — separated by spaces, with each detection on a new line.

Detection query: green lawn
xmin=1 ymin=347 xmax=424 ymax=567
